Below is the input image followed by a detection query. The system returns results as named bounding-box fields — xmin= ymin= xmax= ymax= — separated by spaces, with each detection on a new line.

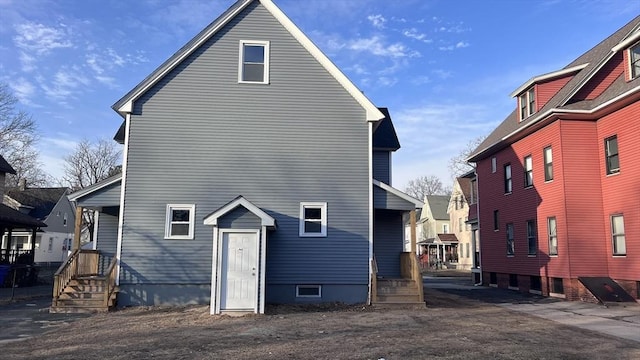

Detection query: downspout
xmin=367 ymin=121 xmax=374 ymax=305
xmin=474 ymin=168 xmax=483 ymax=286
xmin=115 ymin=113 xmax=131 ymax=286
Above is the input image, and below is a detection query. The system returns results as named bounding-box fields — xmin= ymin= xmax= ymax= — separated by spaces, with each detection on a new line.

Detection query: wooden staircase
xmin=51 ymin=250 xmax=119 ymax=313
xmin=373 ymin=278 xmax=425 ymax=309
xmin=370 ymin=253 xmax=426 ymax=309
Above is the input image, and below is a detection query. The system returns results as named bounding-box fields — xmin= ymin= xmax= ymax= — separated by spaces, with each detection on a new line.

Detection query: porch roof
xmin=0 ymin=203 xmax=46 ymax=229
xmin=203 ymin=196 xmax=276 ymax=229
xmin=373 ymin=180 xmax=423 ymax=211
xmin=68 ymin=174 xmax=122 ymax=208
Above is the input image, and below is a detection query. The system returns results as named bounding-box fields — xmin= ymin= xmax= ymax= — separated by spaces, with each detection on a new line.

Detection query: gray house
xmin=62 ymin=0 xmax=422 ymax=314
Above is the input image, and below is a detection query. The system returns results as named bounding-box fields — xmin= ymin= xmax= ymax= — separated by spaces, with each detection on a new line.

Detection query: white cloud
xmin=349 ymin=36 xmax=419 ymax=58
xmin=438 ymin=41 xmax=470 ymax=51
xmin=40 ymin=68 xmax=90 ymax=102
xmin=19 ymin=51 xmax=37 ymax=72
xmin=367 ymin=14 xmax=386 ymax=29
xmin=377 ymin=77 xmax=398 ymax=87
xmin=14 ymin=22 xmax=73 ymax=55
xmin=402 ymin=28 xmax=432 ymax=43
xmin=10 ymin=77 xmax=36 ymax=105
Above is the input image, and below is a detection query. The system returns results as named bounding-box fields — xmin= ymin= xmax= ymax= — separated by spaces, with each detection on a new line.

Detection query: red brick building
xmin=468 ymin=16 xmax=640 ymax=302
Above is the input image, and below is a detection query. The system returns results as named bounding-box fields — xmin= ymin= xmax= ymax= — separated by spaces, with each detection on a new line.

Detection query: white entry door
xmin=220 ymin=232 xmax=258 ymax=310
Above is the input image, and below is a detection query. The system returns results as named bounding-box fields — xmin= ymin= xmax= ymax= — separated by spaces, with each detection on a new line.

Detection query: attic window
xmin=630 ymin=42 xmax=640 ymax=79
xmin=519 ymin=87 xmax=536 ymax=120
xmin=239 ymin=40 xmax=270 ymax=84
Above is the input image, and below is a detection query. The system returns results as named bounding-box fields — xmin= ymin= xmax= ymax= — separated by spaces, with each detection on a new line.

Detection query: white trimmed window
xmin=165 ymin=204 xmax=195 ymax=239
xmin=296 ymin=285 xmax=322 ymax=298
xmin=630 ymin=42 xmax=640 ymax=79
xmin=518 ymin=87 xmax=536 ymax=120
xmin=238 ymin=40 xmax=270 ymax=83
xmin=299 ymin=202 xmax=327 ymax=237
xmin=611 ymin=214 xmax=626 ymax=256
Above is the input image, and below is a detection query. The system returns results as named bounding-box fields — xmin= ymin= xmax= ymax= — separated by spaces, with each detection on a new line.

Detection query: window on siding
xmin=548 ymin=217 xmax=558 ymax=256
xmin=631 ymin=42 xmax=640 ymax=79
xmin=48 ymin=238 xmax=53 ymax=252
xmin=518 ymin=87 xmax=536 ymax=120
xmin=611 ymin=214 xmax=626 ymax=256
xmin=491 ymin=157 xmax=497 ymax=173
xmin=239 ymin=40 xmax=270 ymax=83
xmin=296 ymin=285 xmax=322 ymax=298
xmin=506 ymin=223 xmax=514 ymax=256
xmin=544 ymin=146 xmax=553 ymax=181
xmin=504 ymin=163 xmax=512 ymax=193
xmin=605 ymin=135 xmax=619 ymax=175
xmin=524 ymin=155 xmax=533 ymax=187
xmin=165 ymin=204 xmax=195 ymax=240
xmin=442 ymin=223 xmax=449 ymax=234
xmin=458 ymin=217 xmax=463 ymax=232
xmin=527 ymin=220 xmax=537 ymax=255
xmin=493 ymin=210 xmax=499 ymax=231
xmin=470 ymin=179 xmax=477 ymax=204
xmin=299 ymin=202 xmax=327 ymax=237
xmin=63 ymin=213 xmax=68 ymax=226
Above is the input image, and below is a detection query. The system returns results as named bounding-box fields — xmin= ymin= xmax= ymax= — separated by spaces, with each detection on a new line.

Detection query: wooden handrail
xmin=370 ymin=257 xmax=378 ymax=305
xmin=102 ymin=257 xmax=118 ymax=308
xmin=53 ymin=249 xmax=80 ymax=306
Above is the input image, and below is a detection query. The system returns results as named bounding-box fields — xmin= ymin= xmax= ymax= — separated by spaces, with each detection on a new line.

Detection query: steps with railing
xmin=371 ymin=252 xmax=425 ymax=309
xmin=51 ymin=249 xmax=118 ymax=313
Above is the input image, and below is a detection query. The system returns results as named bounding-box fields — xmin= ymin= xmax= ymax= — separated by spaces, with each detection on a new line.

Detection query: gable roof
xmin=372 ymin=108 xmax=401 ymax=151
xmin=4 ymin=187 xmax=68 ymax=220
xmin=0 ymin=155 xmax=16 ymax=175
xmin=469 ymin=15 xmax=640 ymax=162
xmin=425 ymin=195 xmax=450 ymax=220
xmin=111 ymin=0 xmax=384 ymax=122
xmin=68 ymin=174 xmax=122 ymax=202
xmin=455 ymin=176 xmax=472 ymax=203
xmin=203 ymin=195 xmax=276 ymax=229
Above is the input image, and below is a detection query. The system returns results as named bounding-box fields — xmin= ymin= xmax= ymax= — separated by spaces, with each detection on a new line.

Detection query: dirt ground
xmin=4 ymin=283 xmax=640 ymax=360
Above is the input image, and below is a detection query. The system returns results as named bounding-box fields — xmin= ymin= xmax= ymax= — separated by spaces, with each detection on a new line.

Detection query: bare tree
xmin=447 ymin=135 xmax=487 ymax=179
xmin=62 ymin=138 xmax=121 ymax=242
xmin=62 ymin=138 xmax=122 ymax=191
xmin=405 ymin=175 xmax=447 ymax=200
xmin=0 ymin=83 xmax=50 ymax=186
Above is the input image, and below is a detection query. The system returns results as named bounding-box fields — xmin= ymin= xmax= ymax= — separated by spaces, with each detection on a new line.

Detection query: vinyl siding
xmin=217 ymin=206 xmax=261 ymax=229
xmin=573 ymin=52 xmax=625 ymax=101
xmin=536 ymin=75 xmax=573 ymax=110
xmin=76 ymin=182 xmax=121 ymax=208
xmin=373 ymin=186 xmax=415 ymax=211
xmin=374 ymin=210 xmax=402 ymax=278
xmin=120 ymin=2 xmax=370 ymax=289
xmin=96 ymin=213 xmax=118 ymax=257
xmin=373 ymin=151 xmax=391 ymax=184
xmin=44 ymin=196 xmax=74 ymax=233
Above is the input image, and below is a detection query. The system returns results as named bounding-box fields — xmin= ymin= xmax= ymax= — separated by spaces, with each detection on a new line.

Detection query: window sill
xmin=550 ymin=292 xmax=566 ymax=299
xmin=529 ymin=289 xmax=542 ymax=295
xmin=164 ymin=237 xmax=194 ymax=240
xmin=524 ymin=185 xmax=533 ymax=189
xmin=527 ymin=254 xmax=537 ymax=257
xmin=299 ymin=233 xmax=327 ymax=238
xmin=544 ymin=179 xmax=554 ymax=183
xmin=508 ymin=286 xmax=519 ymax=291
xmin=612 ymin=254 xmax=626 ymax=257
xmin=549 ymin=254 xmax=558 ymax=257
xmin=504 ymin=192 xmax=512 ymax=196
xmin=489 ymin=284 xmax=498 ymax=288
xmin=606 ymin=171 xmax=620 ymax=177
xmin=238 ymin=81 xmax=270 ymax=85
xmin=506 ymin=255 xmax=515 ymax=258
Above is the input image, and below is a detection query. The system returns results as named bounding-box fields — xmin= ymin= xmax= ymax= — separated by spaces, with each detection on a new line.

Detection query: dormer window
xmin=630 ymin=42 xmax=640 ymax=79
xmin=519 ymin=87 xmax=536 ymax=120
xmin=239 ymin=40 xmax=270 ymax=84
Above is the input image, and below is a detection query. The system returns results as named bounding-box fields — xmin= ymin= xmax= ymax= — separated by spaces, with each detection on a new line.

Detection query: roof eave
xmin=509 ymin=63 xmax=589 ymax=98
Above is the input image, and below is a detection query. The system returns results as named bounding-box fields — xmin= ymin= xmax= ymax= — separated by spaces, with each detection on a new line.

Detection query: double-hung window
xmin=527 ymin=220 xmax=537 ymax=255
xmin=605 ymin=135 xmax=619 ymax=175
xmin=506 ymin=223 xmax=514 ymax=256
xmin=239 ymin=40 xmax=270 ymax=83
xmin=611 ymin=215 xmax=626 ymax=256
xmin=504 ymin=164 xmax=512 ymax=193
xmin=544 ymin=146 xmax=553 ymax=181
xmin=299 ymin=202 xmax=327 ymax=237
xmin=524 ymin=155 xmax=533 ymax=187
xmin=165 ymin=204 xmax=195 ymax=239
xmin=631 ymin=42 xmax=640 ymax=79
xmin=493 ymin=210 xmax=499 ymax=231
xmin=548 ymin=217 xmax=557 ymax=256
xmin=519 ymin=87 xmax=536 ymax=120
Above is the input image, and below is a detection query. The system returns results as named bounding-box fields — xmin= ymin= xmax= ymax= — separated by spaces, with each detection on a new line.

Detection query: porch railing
xmin=103 ymin=257 xmax=118 ymax=307
xmin=0 ymin=249 xmax=34 ymax=264
xmin=400 ymin=252 xmax=424 ymax=303
xmin=370 ymin=257 xmax=378 ymax=305
xmin=52 ymin=249 xmax=100 ymax=306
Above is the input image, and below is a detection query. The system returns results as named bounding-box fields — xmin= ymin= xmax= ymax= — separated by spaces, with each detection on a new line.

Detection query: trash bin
xmin=0 ymin=265 xmax=10 ymax=287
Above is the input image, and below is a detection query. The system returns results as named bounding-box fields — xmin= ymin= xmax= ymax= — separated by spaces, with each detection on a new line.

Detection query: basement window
xmin=296 ymin=285 xmax=321 ymax=298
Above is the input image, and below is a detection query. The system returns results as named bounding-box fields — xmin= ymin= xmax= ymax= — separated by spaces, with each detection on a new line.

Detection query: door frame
xmin=211 ymin=228 xmax=260 ymax=314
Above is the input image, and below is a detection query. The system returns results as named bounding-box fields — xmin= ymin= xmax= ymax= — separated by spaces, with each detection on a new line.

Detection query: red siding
xmin=478 ymin=99 xmax=640 ymax=298
xmin=598 ymin=100 xmax=640 ymax=281
xmin=572 ymin=52 xmax=625 ymax=101
xmin=536 ymin=75 xmax=573 ymax=109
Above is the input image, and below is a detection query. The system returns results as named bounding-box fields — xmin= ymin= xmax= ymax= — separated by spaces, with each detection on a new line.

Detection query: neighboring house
xmin=64 ymin=0 xmax=422 ymax=314
xmin=2 ymin=180 xmax=75 ymax=264
xmin=0 ymin=155 xmax=46 ymax=267
xmin=415 ymin=195 xmax=457 ymax=268
xmin=448 ymin=175 xmax=473 ymax=270
xmin=468 ymin=16 xmax=640 ymax=302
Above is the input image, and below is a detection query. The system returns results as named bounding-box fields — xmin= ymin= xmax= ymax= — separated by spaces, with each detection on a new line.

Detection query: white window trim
xmin=165 ymin=204 xmax=196 ymax=240
xmin=299 ymin=202 xmax=327 ymax=237
xmin=238 ymin=40 xmax=270 ymax=84
xmin=296 ymin=285 xmax=322 ymax=298
xmin=629 ymin=42 xmax=640 ymax=80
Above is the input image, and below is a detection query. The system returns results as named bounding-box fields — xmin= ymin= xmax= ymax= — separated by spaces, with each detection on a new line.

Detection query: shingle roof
xmin=469 ymin=15 xmax=640 ymax=162
xmin=426 ymin=195 xmax=450 ymax=220
xmin=0 ymin=155 xmax=16 ymax=175
xmin=4 ymin=187 xmax=68 ymax=220
xmin=373 ymin=108 xmax=401 ymax=151
xmin=456 ymin=176 xmax=472 ymax=203
xmin=0 ymin=203 xmax=46 ymax=228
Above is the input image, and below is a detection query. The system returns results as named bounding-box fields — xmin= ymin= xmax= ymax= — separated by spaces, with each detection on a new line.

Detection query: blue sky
xmin=1 ymin=0 xmax=638 ymax=190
